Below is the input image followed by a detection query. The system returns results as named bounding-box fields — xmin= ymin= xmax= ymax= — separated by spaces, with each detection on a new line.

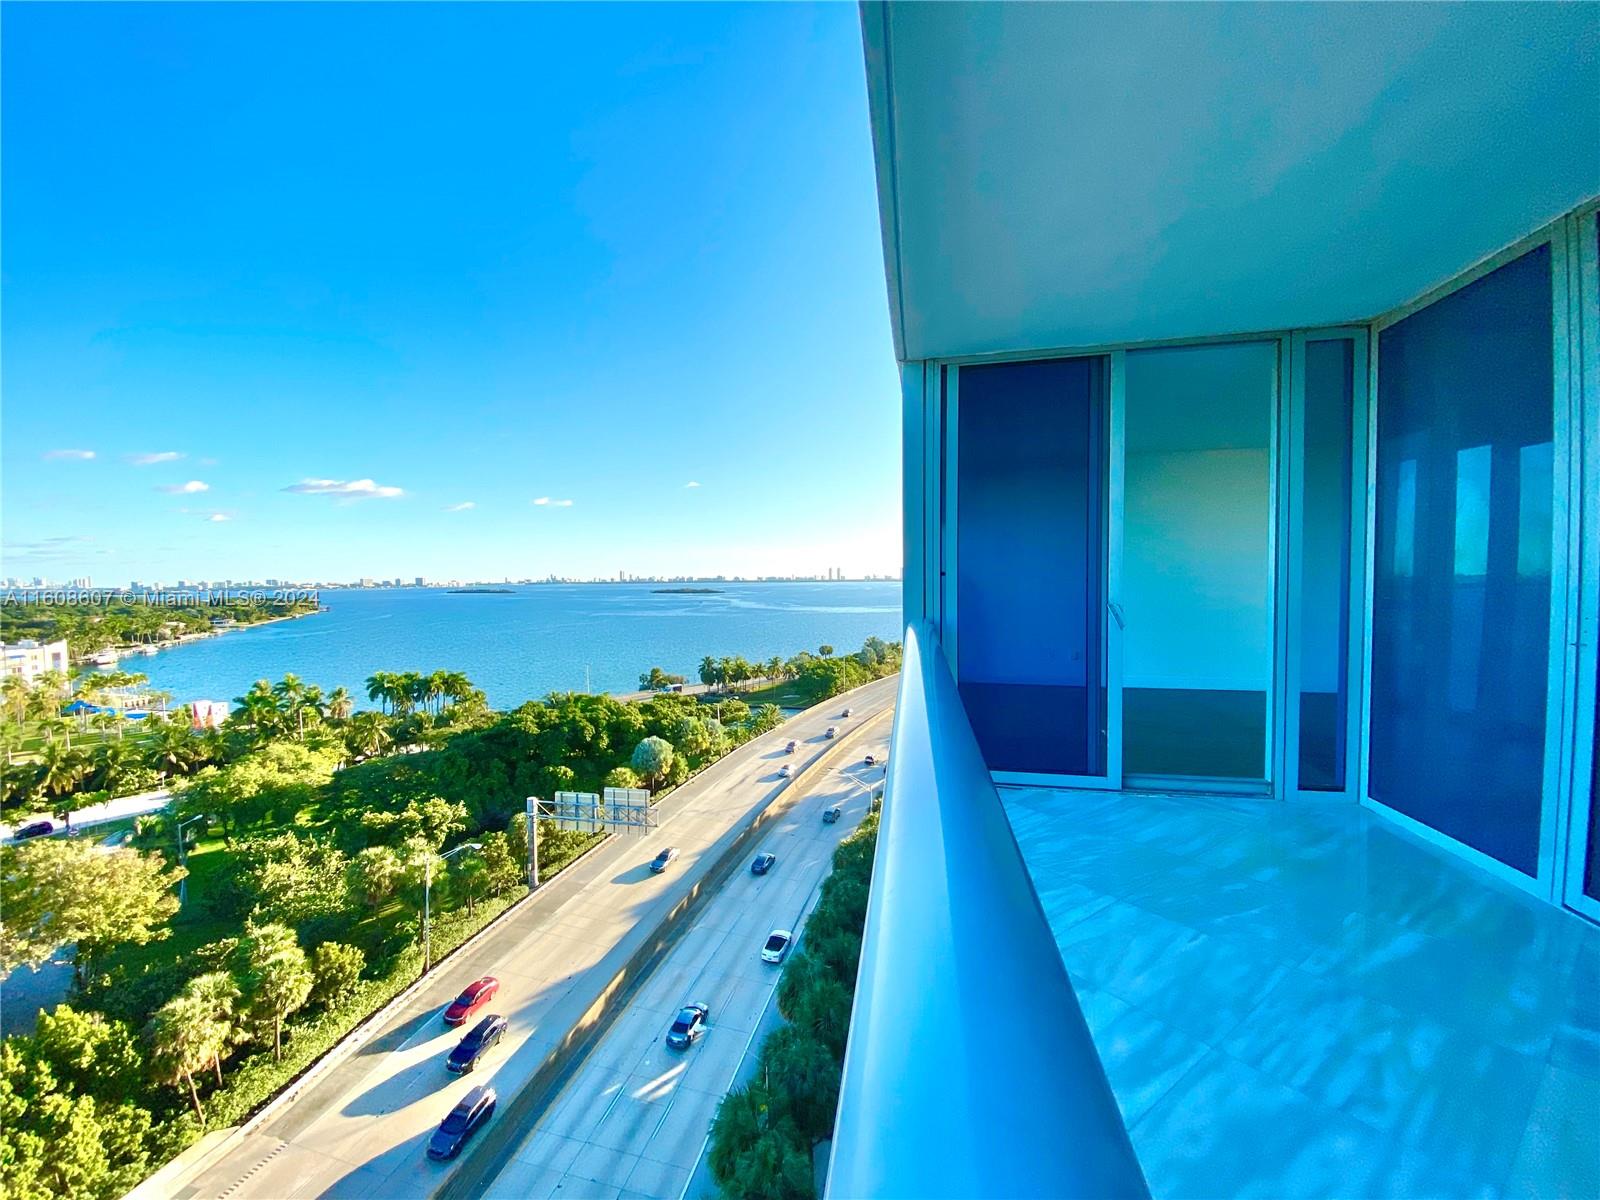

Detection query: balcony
xmin=832 ymin=625 xmax=1598 ymax=1199
xmin=828 ymin=623 xmax=1148 ymax=1200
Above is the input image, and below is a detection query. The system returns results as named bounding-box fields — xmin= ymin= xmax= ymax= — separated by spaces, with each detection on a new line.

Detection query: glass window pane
xmin=1123 ymin=341 xmax=1275 ymax=781
xmin=1587 ymin=655 xmax=1600 ymax=901
xmin=1299 ymin=338 xmax=1353 ymax=792
xmin=1371 ymin=245 xmax=1552 ymax=876
xmin=956 ymin=357 xmax=1106 ymax=775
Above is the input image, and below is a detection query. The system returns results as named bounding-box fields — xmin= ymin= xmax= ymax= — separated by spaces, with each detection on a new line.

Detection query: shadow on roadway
xmin=610 ymin=862 xmax=657 ymax=886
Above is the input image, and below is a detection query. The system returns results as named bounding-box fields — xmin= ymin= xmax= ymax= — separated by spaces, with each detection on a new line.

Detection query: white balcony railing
xmin=826 ymin=623 xmax=1148 ymax=1200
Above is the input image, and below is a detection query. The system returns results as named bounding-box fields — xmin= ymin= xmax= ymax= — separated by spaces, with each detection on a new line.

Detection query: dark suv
xmin=426 ymin=1085 xmax=497 ymax=1160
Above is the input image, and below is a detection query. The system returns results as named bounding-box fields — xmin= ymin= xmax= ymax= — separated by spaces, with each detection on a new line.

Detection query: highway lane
xmin=170 ymin=676 xmax=895 ymax=1200
xmin=479 ymin=717 xmax=892 ymax=1200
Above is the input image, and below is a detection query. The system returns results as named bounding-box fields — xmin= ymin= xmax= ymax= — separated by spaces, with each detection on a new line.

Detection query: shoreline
xmin=88 ymin=608 xmax=320 ymax=668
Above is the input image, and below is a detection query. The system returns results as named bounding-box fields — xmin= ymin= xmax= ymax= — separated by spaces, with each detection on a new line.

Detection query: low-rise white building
xmin=0 ymin=639 xmax=70 ymax=683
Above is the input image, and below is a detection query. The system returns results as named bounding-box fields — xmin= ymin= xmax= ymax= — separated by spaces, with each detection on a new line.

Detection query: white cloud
xmin=43 ymin=449 xmax=96 ymax=461
xmin=282 ymin=477 xmax=405 ymax=500
xmin=532 ymin=497 xmax=575 ymax=507
xmin=155 ymin=480 xmax=210 ymax=495
xmin=442 ymin=501 xmax=476 ymax=512
xmin=126 ymin=451 xmax=184 ymax=466
xmin=684 ymin=481 xmax=701 ymax=488
xmin=207 ymin=513 xmax=231 ymax=523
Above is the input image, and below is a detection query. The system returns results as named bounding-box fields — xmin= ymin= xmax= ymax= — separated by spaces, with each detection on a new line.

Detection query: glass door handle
xmin=1107 ymin=601 xmax=1126 ymax=630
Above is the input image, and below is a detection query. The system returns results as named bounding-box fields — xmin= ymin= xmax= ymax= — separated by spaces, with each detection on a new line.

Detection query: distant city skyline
xmin=1 ymin=5 xmax=900 ymax=582
xmin=1 ymin=569 xmax=901 ymax=592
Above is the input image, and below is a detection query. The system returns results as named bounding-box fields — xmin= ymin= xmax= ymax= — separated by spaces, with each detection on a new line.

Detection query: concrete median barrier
xmin=436 ymin=709 xmax=892 ymax=1200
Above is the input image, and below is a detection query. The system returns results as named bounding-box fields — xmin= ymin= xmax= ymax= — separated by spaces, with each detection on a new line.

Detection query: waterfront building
xmin=0 ymin=639 xmax=70 ymax=683
xmin=836 ymin=6 xmax=1600 ymax=1199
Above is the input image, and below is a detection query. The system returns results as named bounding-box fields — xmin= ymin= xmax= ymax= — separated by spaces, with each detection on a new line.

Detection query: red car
xmin=443 ymin=977 xmax=499 ymax=1026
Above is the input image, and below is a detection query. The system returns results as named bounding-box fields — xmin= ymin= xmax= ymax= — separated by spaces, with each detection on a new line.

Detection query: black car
xmin=751 ymin=852 xmax=777 ymax=875
xmin=426 ymin=1084 xmax=497 ymax=1160
xmin=665 ymin=1002 xmax=710 ymax=1049
xmin=13 ymin=820 xmax=53 ymax=840
xmin=446 ymin=1014 xmax=508 ymax=1073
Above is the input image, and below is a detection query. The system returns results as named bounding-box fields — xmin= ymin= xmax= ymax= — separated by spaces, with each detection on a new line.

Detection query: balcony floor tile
xmin=1002 ymin=787 xmax=1599 ymax=1200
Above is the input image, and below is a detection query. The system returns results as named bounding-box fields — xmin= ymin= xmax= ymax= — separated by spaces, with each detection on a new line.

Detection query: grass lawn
xmin=733 ymin=679 xmax=819 ymax=708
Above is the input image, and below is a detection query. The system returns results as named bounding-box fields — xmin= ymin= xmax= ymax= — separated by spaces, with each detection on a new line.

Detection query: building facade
xmin=0 ymin=639 xmax=70 ymax=684
xmin=832 ymin=5 xmax=1599 ymax=1197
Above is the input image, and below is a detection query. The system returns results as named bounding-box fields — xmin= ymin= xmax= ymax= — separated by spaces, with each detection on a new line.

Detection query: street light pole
xmin=175 ymin=815 xmax=204 ymax=906
xmin=525 ymin=797 xmax=540 ymax=891
xmin=422 ymin=842 xmax=483 ymax=975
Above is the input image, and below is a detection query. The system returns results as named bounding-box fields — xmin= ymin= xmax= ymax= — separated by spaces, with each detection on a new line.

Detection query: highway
xmin=477 ymin=719 xmax=892 ymax=1200
xmin=167 ymin=676 xmax=896 ymax=1200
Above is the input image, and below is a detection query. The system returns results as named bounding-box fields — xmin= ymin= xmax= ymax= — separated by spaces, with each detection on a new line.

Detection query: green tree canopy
xmin=347 ymin=844 xmax=405 ymax=911
xmin=0 ymin=1038 xmax=156 ymax=1200
xmin=310 ymin=942 xmax=366 ymax=1008
xmin=630 ymin=736 xmax=675 ymax=789
xmin=1 ymin=839 xmax=183 ymax=979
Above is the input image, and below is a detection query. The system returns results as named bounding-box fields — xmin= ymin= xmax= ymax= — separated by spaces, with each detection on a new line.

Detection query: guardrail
xmin=826 ymin=623 xmax=1149 ymax=1200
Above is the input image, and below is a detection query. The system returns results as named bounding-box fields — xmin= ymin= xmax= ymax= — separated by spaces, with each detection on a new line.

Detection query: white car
xmin=761 ymin=929 xmax=793 ymax=964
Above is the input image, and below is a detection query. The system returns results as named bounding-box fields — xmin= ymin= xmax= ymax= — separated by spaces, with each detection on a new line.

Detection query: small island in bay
xmin=652 ymin=587 xmax=723 ymax=594
xmin=448 ymin=587 xmax=515 ymax=594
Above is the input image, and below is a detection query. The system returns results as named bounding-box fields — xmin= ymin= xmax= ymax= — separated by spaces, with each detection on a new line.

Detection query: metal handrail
xmin=826 ymin=623 xmax=1149 ymax=1200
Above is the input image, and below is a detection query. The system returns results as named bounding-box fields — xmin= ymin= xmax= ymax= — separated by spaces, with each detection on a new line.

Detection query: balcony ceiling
xmin=862 ymin=2 xmax=1600 ymax=361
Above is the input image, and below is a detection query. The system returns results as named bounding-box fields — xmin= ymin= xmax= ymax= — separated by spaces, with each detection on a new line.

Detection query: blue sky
xmin=1 ymin=2 xmax=899 ymax=584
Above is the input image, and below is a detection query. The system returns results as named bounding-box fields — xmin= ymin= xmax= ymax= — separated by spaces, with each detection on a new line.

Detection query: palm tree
xmin=1 ymin=676 xmax=30 ymax=724
xmin=38 ymin=737 xmax=89 ymax=805
xmin=272 ymin=674 xmax=313 ymax=739
xmin=384 ymin=671 xmax=422 ymax=717
xmin=149 ymin=993 xmax=225 ymax=1121
xmin=443 ymin=672 xmax=474 ymax=707
xmin=95 ymin=737 xmax=142 ymax=796
xmin=455 ymin=855 xmax=489 ymax=916
xmin=365 ymin=672 xmax=394 ymax=715
xmin=183 ymin=972 xmax=242 ymax=1086
xmin=152 ymin=722 xmax=199 ymax=779
xmin=698 ymin=656 xmax=721 ymax=689
xmin=40 ymin=715 xmax=74 ymax=751
xmin=233 ymin=681 xmax=281 ymax=740
xmin=326 ymin=687 xmax=354 ymax=721
xmin=35 ymin=669 xmax=69 ymax=698
xmin=346 ymin=711 xmax=392 ymax=759
xmin=419 ymin=671 xmax=442 ymax=716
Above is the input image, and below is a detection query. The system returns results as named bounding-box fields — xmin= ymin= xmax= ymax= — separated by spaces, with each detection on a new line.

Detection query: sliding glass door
xmin=948 ymin=338 xmax=1320 ymax=796
xmin=1121 ymin=341 xmax=1278 ymax=787
xmin=951 ymin=355 xmax=1114 ymax=782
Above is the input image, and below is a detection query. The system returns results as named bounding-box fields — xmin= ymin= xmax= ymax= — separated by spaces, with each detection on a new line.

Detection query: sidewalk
xmin=0 ymin=787 xmax=172 ymax=843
